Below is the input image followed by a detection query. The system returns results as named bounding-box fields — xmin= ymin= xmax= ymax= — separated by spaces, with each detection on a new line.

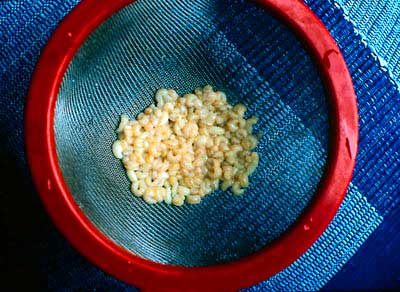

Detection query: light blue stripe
xmin=334 ymin=0 xmax=400 ymax=84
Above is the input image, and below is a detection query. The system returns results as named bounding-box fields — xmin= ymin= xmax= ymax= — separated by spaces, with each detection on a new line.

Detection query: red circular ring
xmin=25 ymin=0 xmax=358 ymax=291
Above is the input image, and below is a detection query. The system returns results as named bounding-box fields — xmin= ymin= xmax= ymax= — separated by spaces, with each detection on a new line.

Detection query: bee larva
xmin=112 ymin=86 xmax=260 ymax=206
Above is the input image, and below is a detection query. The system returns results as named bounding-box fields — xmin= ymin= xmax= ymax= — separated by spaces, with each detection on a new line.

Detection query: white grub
xmin=112 ymin=86 xmax=260 ymax=206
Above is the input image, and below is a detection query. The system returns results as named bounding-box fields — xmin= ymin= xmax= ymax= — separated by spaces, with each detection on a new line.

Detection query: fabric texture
xmin=1 ymin=0 xmax=399 ymax=290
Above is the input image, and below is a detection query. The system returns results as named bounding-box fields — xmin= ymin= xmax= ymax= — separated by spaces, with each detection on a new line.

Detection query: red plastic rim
xmin=25 ymin=0 xmax=358 ymax=291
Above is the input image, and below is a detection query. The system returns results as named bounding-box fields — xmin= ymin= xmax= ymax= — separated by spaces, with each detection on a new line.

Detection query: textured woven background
xmin=1 ymin=0 xmax=399 ymax=290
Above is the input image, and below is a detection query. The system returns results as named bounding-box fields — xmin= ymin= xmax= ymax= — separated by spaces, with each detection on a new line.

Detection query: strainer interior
xmin=54 ymin=0 xmax=329 ymax=267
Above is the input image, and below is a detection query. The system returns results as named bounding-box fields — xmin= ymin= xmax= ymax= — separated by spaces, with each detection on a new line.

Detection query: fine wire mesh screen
xmin=54 ymin=0 xmax=329 ymax=266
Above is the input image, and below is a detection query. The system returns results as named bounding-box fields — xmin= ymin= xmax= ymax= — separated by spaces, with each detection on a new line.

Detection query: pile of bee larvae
xmin=112 ymin=85 xmax=260 ymax=206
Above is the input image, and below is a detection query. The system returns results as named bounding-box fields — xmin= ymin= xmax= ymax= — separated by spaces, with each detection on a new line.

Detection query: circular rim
xmin=25 ymin=0 xmax=358 ymax=290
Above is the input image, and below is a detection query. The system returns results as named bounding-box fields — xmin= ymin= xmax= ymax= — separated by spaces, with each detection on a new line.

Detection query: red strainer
xmin=25 ymin=0 xmax=358 ymax=290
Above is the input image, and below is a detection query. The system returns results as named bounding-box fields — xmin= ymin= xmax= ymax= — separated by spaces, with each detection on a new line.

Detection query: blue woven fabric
xmin=1 ymin=0 xmax=399 ymax=290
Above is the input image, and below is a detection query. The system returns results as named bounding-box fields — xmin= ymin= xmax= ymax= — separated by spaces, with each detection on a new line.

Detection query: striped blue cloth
xmin=1 ymin=0 xmax=399 ymax=290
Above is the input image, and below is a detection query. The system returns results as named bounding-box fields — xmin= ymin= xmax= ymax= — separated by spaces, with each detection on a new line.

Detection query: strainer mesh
xmin=54 ymin=0 xmax=329 ymax=266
